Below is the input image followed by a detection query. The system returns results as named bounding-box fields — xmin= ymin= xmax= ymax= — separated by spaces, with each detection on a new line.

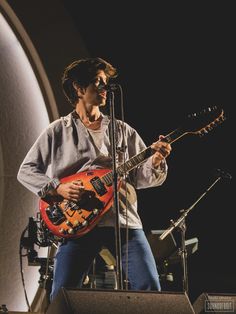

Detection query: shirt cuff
xmin=38 ymin=178 xmax=61 ymax=198
xmin=146 ymin=156 xmax=168 ymax=173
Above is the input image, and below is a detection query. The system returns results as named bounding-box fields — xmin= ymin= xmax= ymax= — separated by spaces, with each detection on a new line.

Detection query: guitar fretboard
xmin=163 ymin=128 xmax=185 ymax=144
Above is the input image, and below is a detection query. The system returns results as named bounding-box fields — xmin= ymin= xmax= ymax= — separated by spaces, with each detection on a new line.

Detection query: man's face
xmin=83 ymin=70 xmax=108 ymax=107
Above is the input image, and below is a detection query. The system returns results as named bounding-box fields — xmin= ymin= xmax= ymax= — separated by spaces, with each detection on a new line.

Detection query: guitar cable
xmin=19 ymin=216 xmax=57 ymax=312
xmin=19 ymin=225 xmax=33 ymax=312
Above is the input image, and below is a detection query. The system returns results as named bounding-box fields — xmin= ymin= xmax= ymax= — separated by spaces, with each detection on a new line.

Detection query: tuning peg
xmin=206 ymin=126 xmax=213 ymax=131
xmin=214 ymin=120 xmax=222 ymax=127
xmin=198 ymin=130 xmax=207 ymax=137
xmin=210 ymin=105 xmax=218 ymax=111
xmin=219 ymin=115 xmax=226 ymax=123
xmin=188 ymin=113 xmax=194 ymax=118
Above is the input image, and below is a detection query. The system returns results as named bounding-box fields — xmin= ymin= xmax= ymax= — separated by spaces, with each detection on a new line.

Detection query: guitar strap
xmin=108 ymin=117 xmax=128 ymax=166
xmin=108 ymin=117 xmax=120 ymax=151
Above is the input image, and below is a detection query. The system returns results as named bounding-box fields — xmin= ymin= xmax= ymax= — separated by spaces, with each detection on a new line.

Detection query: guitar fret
xmin=117 ymin=167 xmax=124 ymax=176
xmin=127 ymin=161 xmax=133 ymax=167
xmin=116 ymin=147 xmax=153 ymax=176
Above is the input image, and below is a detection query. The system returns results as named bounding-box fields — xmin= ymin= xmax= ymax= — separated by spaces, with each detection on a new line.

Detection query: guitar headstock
xmin=182 ymin=105 xmax=225 ymax=136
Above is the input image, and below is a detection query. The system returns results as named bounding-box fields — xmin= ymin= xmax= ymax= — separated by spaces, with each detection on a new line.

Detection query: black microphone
xmin=97 ymin=82 xmax=119 ymax=92
xmin=215 ymin=168 xmax=232 ymax=180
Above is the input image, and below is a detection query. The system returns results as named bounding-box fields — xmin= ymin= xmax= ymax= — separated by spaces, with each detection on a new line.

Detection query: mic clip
xmin=215 ymin=168 xmax=232 ymax=180
xmin=98 ymin=83 xmax=119 ymax=92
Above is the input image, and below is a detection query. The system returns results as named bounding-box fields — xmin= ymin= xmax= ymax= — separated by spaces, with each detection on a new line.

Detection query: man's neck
xmin=75 ymin=102 xmax=102 ymax=129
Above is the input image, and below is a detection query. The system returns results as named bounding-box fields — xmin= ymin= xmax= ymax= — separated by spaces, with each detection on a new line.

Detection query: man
xmin=17 ymin=57 xmax=172 ymax=301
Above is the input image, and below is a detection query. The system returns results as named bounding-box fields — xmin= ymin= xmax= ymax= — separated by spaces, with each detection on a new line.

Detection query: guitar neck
xmin=102 ymin=127 xmax=186 ymax=185
xmin=163 ymin=127 xmax=186 ymax=144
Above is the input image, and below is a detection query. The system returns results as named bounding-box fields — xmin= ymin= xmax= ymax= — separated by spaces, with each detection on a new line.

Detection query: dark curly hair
xmin=62 ymin=57 xmax=118 ymax=107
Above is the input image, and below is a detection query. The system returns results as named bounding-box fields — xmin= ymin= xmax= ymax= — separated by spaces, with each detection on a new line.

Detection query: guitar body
xmin=39 ymin=169 xmax=118 ymax=239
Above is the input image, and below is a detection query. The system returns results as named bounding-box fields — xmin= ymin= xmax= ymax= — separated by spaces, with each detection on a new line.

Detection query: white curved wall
xmin=0 ymin=0 xmax=90 ymax=310
xmin=0 ymin=12 xmax=50 ymax=311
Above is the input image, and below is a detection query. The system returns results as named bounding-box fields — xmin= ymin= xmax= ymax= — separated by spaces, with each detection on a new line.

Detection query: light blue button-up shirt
xmin=17 ymin=111 xmax=168 ymax=229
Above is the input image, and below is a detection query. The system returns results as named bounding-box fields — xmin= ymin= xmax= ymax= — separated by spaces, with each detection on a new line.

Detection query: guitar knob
xmin=73 ymin=220 xmax=79 ymax=227
xmin=68 ymin=228 xmax=75 ymax=234
xmin=93 ymin=208 xmax=99 ymax=215
xmin=59 ymin=228 xmax=66 ymax=234
xmin=66 ymin=220 xmax=73 ymax=227
xmin=81 ymin=220 xmax=88 ymax=227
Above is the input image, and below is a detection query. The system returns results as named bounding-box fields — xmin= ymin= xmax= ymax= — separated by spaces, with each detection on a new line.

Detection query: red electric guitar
xmin=39 ymin=106 xmax=225 ymax=239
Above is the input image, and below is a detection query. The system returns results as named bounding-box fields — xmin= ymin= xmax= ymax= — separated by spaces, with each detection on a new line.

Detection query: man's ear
xmin=72 ymin=81 xmax=79 ymax=90
xmin=73 ymin=82 xmax=85 ymax=97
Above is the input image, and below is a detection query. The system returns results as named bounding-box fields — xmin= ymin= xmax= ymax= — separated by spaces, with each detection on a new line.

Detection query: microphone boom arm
xmin=159 ymin=172 xmax=226 ymax=295
xmin=159 ymin=175 xmax=222 ymax=241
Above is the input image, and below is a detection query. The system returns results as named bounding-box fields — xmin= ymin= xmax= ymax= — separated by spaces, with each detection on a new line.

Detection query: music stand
xmin=147 ymin=230 xmax=177 ymax=263
xmin=168 ymin=237 xmax=198 ymax=265
xmin=158 ymin=172 xmax=227 ymax=295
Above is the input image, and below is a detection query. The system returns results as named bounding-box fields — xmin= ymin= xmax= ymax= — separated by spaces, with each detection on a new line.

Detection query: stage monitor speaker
xmin=46 ymin=288 xmax=195 ymax=314
xmin=193 ymin=292 xmax=236 ymax=313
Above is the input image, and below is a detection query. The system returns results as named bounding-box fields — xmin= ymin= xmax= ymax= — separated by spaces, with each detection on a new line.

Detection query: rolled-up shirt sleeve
xmin=125 ymin=125 xmax=168 ymax=189
xmin=134 ymin=157 xmax=168 ymax=189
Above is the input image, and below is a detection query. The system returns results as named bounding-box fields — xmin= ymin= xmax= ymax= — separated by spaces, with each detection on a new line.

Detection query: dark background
xmin=60 ymin=1 xmax=235 ymax=302
xmin=6 ymin=0 xmax=235 ymax=304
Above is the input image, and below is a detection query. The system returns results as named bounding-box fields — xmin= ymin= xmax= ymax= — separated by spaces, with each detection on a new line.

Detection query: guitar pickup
xmin=90 ymin=176 xmax=107 ymax=196
xmin=46 ymin=204 xmax=66 ymax=225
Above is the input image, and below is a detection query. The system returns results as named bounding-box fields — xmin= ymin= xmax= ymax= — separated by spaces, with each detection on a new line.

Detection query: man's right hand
xmin=56 ymin=180 xmax=85 ymax=202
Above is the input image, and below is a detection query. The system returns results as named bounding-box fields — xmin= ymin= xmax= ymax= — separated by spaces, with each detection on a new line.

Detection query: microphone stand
xmin=108 ymin=90 xmax=123 ymax=290
xmin=159 ymin=175 xmax=222 ymax=295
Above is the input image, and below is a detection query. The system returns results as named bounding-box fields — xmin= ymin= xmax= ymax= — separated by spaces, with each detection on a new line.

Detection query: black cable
xmin=19 ymin=226 xmax=32 ymax=312
xmin=19 ymin=215 xmax=57 ymax=312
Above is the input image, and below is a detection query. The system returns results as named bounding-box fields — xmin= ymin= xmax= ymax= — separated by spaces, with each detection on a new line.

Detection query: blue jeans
xmin=50 ymin=227 xmax=161 ymax=301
